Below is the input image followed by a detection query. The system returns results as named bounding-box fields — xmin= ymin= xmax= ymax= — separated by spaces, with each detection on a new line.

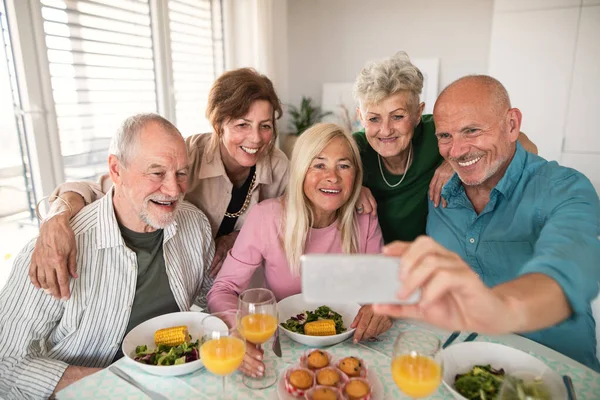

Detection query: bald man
xmin=374 ymin=75 xmax=600 ymax=372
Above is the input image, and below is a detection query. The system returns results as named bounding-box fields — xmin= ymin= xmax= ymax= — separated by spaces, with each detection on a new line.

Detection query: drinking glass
xmin=200 ymin=311 xmax=246 ymax=399
xmin=237 ymin=288 xmax=278 ymax=389
xmin=391 ymin=330 xmax=443 ymax=398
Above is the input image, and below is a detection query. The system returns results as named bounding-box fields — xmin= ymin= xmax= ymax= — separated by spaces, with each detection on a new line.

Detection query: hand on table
xmin=350 ymin=305 xmax=393 ymax=343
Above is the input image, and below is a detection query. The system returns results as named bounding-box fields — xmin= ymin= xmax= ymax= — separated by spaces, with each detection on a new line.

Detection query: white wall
xmin=489 ymin=0 xmax=600 ymax=191
xmin=286 ymin=0 xmax=495 ymax=113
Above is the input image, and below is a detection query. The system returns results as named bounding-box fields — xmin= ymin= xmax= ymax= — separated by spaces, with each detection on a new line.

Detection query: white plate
xmin=278 ymin=294 xmax=361 ymax=347
xmin=442 ymin=342 xmax=567 ymax=400
xmin=122 ymin=311 xmax=225 ymax=377
xmin=276 ymin=366 xmax=384 ymax=400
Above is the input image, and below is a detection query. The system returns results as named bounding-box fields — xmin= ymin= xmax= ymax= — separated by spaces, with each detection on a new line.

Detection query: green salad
xmin=134 ymin=339 xmax=203 ymax=366
xmin=454 ymin=365 xmax=551 ymax=400
xmin=280 ymin=305 xmax=346 ymax=335
xmin=454 ymin=365 xmax=506 ymax=400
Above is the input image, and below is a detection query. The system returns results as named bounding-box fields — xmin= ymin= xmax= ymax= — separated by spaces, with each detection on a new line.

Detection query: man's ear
xmin=108 ymin=154 xmax=124 ymax=184
xmin=507 ymin=108 xmax=522 ymax=142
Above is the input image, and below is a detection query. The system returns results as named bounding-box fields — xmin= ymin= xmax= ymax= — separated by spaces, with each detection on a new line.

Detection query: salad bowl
xmin=122 ymin=311 xmax=225 ymax=376
xmin=441 ymin=342 xmax=567 ymax=400
xmin=277 ymin=293 xmax=361 ymax=347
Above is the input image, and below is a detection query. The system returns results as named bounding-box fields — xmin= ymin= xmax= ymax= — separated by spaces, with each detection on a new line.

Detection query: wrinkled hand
xmin=210 ymin=231 xmax=239 ymax=278
xmin=350 ymin=305 xmax=392 ymax=343
xmin=429 ymin=161 xmax=454 ymax=208
xmin=29 ymin=213 xmax=78 ymax=300
xmin=373 ymin=237 xmax=515 ymax=334
xmin=356 ymin=186 xmax=377 ymax=216
xmin=239 ymin=341 xmax=265 ymax=378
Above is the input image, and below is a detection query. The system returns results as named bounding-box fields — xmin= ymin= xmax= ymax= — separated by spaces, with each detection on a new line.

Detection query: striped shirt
xmin=0 ymin=189 xmax=214 ymax=399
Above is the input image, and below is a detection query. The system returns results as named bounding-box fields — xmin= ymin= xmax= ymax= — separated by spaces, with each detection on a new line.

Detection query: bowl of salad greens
xmin=122 ymin=311 xmax=225 ymax=376
xmin=278 ymin=294 xmax=361 ymax=347
xmin=441 ymin=342 xmax=567 ymax=400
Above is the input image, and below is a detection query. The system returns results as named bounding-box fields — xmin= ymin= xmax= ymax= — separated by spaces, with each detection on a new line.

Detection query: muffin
xmin=305 ymin=349 xmax=330 ymax=370
xmin=305 ymin=386 xmax=340 ymax=400
xmin=343 ymin=378 xmax=371 ymax=400
xmin=316 ymin=367 xmax=343 ymax=387
xmin=338 ymin=356 xmax=365 ymax=378
xmin=290 ymin=369 xmax=314 ymax=390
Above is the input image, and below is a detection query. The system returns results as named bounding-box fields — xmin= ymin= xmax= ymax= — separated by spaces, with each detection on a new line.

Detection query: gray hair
xmin=353 ymin=51 xmax=424 ymax=111
xmin=108 ymin=113 xmax=182 ymax=165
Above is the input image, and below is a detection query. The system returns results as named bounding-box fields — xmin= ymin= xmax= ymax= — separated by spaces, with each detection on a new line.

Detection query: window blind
xmin=168 ymin=0 xmax=223 ymax=137
xmin=40 ymin=0 xmax=158 ymax=181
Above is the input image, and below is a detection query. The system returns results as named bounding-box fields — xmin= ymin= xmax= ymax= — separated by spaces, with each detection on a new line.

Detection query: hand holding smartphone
xmin=300 ymin=254 xmax=420 ymax=305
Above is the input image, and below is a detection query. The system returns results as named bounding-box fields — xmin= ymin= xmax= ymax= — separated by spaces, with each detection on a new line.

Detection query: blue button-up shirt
xmin=427 ymin=142 xmax=600 ymax=372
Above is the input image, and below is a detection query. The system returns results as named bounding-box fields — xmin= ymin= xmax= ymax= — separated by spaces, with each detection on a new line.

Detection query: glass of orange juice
xmin=391 ymin=330 xmax=443 ymax=398
xmin=200 ymin=310 xmax=246 ymax=399
xmin=237 ymin=288 xmax=278 ymax=389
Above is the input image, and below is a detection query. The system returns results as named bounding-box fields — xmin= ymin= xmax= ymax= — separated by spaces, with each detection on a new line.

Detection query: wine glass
xmin=391 ymin=330 xmax=443 ymax=398
xmin=200 ymin=310 xmax=246 ymax=399
xmin=237 ymin=288 xmax=278 ymax=389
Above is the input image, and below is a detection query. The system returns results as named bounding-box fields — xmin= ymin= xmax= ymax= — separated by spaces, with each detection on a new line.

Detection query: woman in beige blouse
xmin=29 ymin=68 xmax=289 ymax=300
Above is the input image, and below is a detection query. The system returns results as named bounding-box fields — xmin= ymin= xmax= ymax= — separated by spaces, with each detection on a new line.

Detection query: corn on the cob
xmin=304 ymin=319 xmax=336 ymax=336
xmin=154 ymin=325 xmax=189 ymax=347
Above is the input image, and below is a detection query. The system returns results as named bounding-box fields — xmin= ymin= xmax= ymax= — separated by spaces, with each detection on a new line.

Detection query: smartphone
xmin=300 ymin=254 xmax=420 ymax=305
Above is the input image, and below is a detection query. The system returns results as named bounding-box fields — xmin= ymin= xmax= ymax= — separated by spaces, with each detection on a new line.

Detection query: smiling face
xmin=220 ymin=99 xmax=274 ymax=170
xmin=110 ymin=121 xmax=189 ymax=232
xmin=358 ymin=91 xmax=424 ymax=159
xmin=433 ymin=78 xmax=521 ymax=188
xmin=303 ymin=137 xmax=357 ymax=227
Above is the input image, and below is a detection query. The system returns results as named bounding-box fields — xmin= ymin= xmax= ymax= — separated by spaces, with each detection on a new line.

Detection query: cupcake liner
xmin=342 ymin=377 xmax=372 ymax=400
xmin=314 ymin=366 xmax=349 ymax=389
xmin=335 ymin=356 xmax=368 ymax=379
xmin=284 ymin=366 xmax=316 ymax=397
xmin=304 ymin=385 xmax=344 ymax=400
xmin=301 ymin=348 xmax=333 ymax=370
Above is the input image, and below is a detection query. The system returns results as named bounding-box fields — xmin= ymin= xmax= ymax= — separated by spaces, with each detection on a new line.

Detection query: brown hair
xmin=206 ymin=68 xmax=282 ymax=154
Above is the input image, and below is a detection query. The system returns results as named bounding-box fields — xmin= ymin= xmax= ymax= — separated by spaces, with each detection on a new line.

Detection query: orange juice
xmin=392 ymin=354 xmax=442 ymax=398
xmin=239 ymin=314 xmax=278 ymax=344
xmin=200 ymin=336 xmax=245 ymax=376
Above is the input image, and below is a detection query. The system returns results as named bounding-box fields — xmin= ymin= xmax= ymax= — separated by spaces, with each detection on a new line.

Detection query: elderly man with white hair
xmin=0 ymin=113 xmax=214 ymax=399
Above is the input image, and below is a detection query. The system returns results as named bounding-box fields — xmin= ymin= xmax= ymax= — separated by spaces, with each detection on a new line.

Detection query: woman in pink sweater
xmin=207 ymin=123 xmax=389 ymax=378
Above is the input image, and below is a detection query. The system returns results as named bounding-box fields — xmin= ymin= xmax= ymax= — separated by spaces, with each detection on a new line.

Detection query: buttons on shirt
xmin=469 ymin=238 xmax=475 ymax=244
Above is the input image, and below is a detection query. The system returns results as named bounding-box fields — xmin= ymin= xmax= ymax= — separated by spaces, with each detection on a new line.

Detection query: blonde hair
xmin=353 ymin=51 xmax=424 ymax=112
xmin=282 ymin=123 xmax=363 ymax=276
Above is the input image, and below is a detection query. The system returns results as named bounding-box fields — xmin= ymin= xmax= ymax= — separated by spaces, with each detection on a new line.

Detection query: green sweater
xmin=354 ymin=114 xmax=443 ymax=243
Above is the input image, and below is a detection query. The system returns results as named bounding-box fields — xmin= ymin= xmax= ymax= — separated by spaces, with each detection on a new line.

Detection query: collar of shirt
xmin=95 ymin=188 xmax=177 ymax=249
xmin=442 ymin=142 xmax=527 ymax=206
xmin=198 ymin=138 xmax=274 ymax=186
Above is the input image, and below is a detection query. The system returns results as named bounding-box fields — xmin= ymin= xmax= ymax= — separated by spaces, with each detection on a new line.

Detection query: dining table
xmin=57 ymin=319 xmax=600 ymax=399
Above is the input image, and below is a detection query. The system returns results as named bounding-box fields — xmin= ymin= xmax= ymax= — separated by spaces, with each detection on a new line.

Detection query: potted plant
xmin=282 ymin=96 xmax=332 ymax=158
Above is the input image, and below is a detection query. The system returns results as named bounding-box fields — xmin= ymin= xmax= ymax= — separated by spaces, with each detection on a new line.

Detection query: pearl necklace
xmin=377 ymin=143 xmax=413 ymax=188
